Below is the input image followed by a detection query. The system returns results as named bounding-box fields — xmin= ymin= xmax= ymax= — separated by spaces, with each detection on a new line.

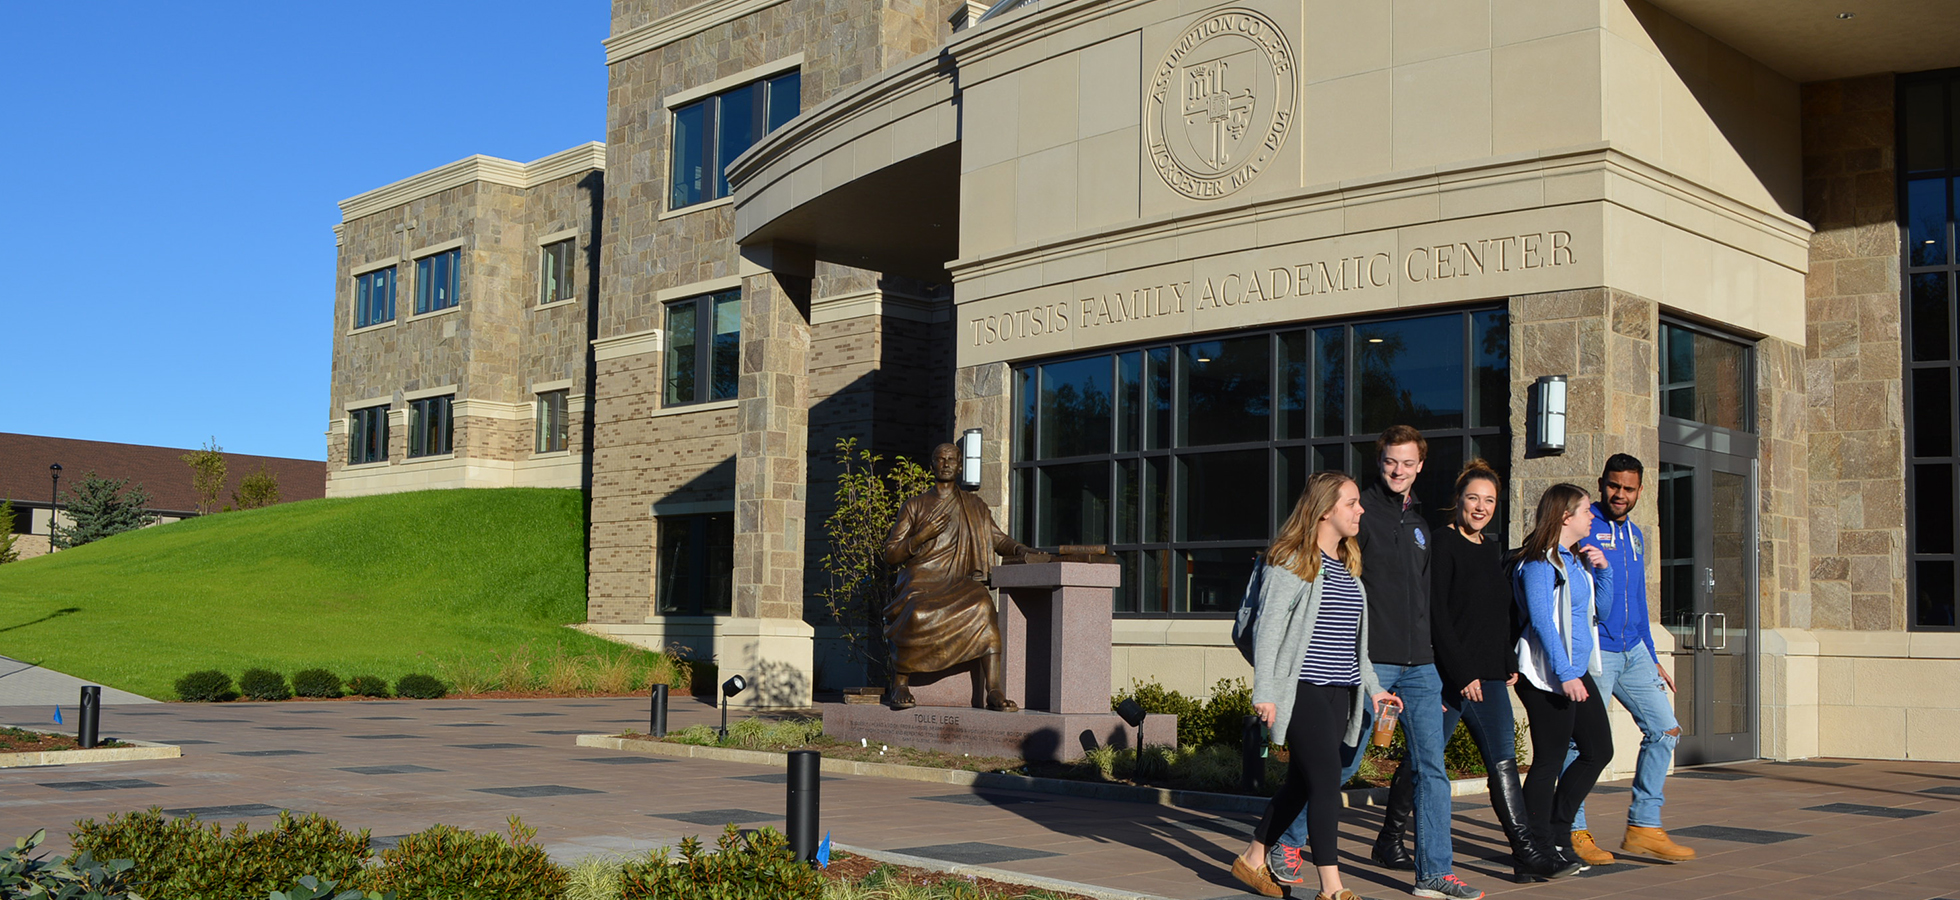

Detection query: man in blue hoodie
xmin=1564 ymin=453 xmax=1696 ymax=865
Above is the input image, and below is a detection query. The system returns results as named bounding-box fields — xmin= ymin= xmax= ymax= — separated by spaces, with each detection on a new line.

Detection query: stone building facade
xmin=327 ymin=0 xmax=1960 ymax=764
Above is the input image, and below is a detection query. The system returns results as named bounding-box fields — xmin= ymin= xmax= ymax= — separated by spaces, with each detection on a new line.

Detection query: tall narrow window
xmin=355 ymin=268 xmax=395 ymax=328
xmin=664 ymin=289 xmax=741 ymax=405
xmin=539 ymin=239 xmax=575 ymax=305
xmin=536 ymin=389 xmax=569 ymax=453
xmin=668 ymin=69 xmax=802 ymax=209
xmin=348 ymin=405 xmax=389 ymax=464
xmin=408 ymin=395 xmax=453 ymax=458
xmin=656 ymin=513 xmax=735 ymax=615
xmin=415 ymin=248 xmax=461 ymax=314
xmin=1901 ymin=71 xmax=1960 ymax=630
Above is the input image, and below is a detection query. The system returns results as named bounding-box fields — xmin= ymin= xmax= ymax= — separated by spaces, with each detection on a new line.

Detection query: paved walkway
xmin=0 ymin=656 xmax=156 ymax=707
xmin=3 ymin=697 xmax=1957 ymax=899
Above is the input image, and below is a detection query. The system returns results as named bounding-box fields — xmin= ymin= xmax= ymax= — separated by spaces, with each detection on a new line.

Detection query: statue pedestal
xmin=825 ymin=560 xmax=1174 ymax=762
xmin=992 ymin=561 xmax=1119 ymax=715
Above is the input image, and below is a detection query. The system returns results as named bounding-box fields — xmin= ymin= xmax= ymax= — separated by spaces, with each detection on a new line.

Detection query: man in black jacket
xmin=1268 ymin=425 xmax=1481 ymax=900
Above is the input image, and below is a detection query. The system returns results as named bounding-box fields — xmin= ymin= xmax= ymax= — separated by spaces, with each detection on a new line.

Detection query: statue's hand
xmin=1018 ymin=550 xmax=1052 ymax=564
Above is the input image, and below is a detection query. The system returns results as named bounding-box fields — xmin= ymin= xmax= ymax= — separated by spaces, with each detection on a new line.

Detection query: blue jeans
xmin=1445 ymin=678 xmax=1518 ymax=771
xmin=1278 ymin=663 xmax=1453 ymax=880
xmin=1565 ymin=648 xmax=1679 ymax=829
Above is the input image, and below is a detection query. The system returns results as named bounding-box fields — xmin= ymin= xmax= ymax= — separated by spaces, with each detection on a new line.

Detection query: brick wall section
xmin=1801 ymin=74 xmax=1906 ymax=631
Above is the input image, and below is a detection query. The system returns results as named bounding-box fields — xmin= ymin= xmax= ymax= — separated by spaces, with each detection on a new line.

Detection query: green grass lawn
xmin=0 ymin=488 xmax=646 ymax=700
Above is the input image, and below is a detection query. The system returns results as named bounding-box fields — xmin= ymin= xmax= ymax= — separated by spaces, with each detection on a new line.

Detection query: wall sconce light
xmin=959 ymin=428 xmax=982 ymax=489
xmin=1532 ymin=375 xmax=1568 ymax=454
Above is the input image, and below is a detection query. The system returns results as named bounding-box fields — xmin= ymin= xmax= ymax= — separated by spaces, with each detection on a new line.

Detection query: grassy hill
xmin=0 ymin=488 xmax=654 ymax=700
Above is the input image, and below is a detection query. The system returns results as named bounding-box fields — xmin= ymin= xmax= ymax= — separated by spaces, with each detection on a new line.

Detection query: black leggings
xmin=1516 ymin=673 xmax=1613 ymax=840
xmin=1256 ymin=681 xmax=1352 ymax=866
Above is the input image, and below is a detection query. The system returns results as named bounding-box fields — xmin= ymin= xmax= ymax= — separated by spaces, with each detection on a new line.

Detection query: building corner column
xmin=731 ymin=244 xmax=817 ymax=708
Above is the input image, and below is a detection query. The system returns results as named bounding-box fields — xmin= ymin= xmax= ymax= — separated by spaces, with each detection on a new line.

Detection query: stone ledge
xmin=574 ymin=734 xmax=1496 ymax=814
xmin=833 ymin=842 xmax=1179 ymax=900
xmin=0 ymin=739 xmax=181 ymax=769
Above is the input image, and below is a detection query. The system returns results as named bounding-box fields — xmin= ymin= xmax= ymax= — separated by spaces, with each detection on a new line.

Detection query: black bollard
xmin=1239 ymin=714 xmax=1265 ymax=794
xmin=78 ymin=686 xmax=101 ymax=749
xmin=649 ymin=684 xmax=669 ymax=738
xmin=786 ymin=750 xmax=820 ymax=864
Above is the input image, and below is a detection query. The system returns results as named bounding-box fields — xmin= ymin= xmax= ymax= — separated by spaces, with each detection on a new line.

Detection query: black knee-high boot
xmin=1489 ymin=758 xmax=1581 ymax=882
xmin=1370 ymin=764 xmax=1416 ymax=870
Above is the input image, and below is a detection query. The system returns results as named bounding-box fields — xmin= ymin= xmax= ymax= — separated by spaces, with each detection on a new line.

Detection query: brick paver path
xmin=4 ymin=697 xmax=1957 ymax=899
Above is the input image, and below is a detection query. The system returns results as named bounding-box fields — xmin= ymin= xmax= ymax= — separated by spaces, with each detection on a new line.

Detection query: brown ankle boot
xmin=1622 ymin=825 xmax=1697 ymax=862
xmin=1569 ymin=829 xmax=1616 ymax=866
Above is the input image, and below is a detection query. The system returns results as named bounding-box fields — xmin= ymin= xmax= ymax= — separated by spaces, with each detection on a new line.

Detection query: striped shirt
xmin=1300 ymin=552 xmax=1363 ymax=686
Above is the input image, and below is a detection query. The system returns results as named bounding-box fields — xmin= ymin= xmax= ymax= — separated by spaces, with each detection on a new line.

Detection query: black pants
xmin=1516 ymin=673 xmax=1613 ymax=841
xmin=1256 ymin=681 xmax=1352 ymax=866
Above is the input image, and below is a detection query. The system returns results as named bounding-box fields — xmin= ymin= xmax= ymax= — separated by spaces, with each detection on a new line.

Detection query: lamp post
xmin=47 ymin=464 xmax=61 ymax=552
xmin=719 ymin=674 xmax=749 ymax=740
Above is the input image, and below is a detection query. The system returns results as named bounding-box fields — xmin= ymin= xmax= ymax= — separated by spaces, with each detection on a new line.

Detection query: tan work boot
xmin=1569 ymin=829 xmax=1615 ymax=866
xmin=1621 ymin=825 xmax=1697 ymax=862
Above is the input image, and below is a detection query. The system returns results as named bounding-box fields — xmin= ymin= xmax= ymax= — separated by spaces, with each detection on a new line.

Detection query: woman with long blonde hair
xmin=1512 ymin=483 xmax=1615 ymax=870
xmin=1231 ymin=472 xmax=1401 ymax=900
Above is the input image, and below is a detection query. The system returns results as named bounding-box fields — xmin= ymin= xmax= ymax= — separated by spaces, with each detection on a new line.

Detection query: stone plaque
xmin=1146 ymin=8 xmax=1296 ymax=201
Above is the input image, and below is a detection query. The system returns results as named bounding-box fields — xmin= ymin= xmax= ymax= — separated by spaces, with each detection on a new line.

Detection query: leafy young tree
xmin=815 ymin=438 xmax=933 ymax=686
xmin=233 ymin=463 xmax=281 ymax=510
xmin=0 ymin=500 xmax=19 ymax=564
xmin=180 ymin=438 xmax=227 ymax=515
xmin=51 ymin=473 xmax=158 ymax=549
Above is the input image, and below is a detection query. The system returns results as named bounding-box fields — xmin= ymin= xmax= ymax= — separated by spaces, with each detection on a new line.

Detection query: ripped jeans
xmin=1565 ymin=647 xmax=1681 ymax=829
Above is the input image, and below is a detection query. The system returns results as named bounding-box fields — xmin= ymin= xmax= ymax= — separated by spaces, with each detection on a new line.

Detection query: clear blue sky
xmin=0 ymin=3 xmax=608 ymax=460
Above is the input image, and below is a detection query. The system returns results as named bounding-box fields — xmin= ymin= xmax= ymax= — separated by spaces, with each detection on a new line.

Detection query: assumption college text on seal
xmin=1146 ymin=8 xmax=1296 ymax=201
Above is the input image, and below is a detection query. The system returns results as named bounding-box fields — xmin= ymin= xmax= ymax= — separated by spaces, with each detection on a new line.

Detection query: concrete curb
xmin=832 ymin=842 xmax=1182 ymax=900
xmin=0 ymin=736 xmax=181 ymax=769
xmin=575 ymin=734 xmax=1495 ymax=814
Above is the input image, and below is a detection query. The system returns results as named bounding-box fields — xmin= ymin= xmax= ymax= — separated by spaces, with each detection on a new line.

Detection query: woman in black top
xmin=1370 ymin=460 xmax=1580 ymax=883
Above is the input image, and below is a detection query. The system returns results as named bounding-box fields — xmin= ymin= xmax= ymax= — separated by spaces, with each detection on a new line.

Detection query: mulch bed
xmin=822 ymin=851 xmax=1091 ymax=898
xmin=0 ymin=726 xmax=127 ymax=753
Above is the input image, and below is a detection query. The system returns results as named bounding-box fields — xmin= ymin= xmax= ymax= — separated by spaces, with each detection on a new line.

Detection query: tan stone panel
xmin=1391 ymin=0 xmax=1491 ymax=67
xmin=1302 ymin=70 xmax=1393 ymax=185
xmin=1077 ymin=126 xmax=1142 ymax=231
xmin=1018 ymin=52 xmax=1081 ymax=156
xmin=1492 ymin=32 xmax=1603 ymax=156
xmin=1303 ymin=0 xmax=1390 ymax=83
xmin=1391 ymin=51 xmax=1494 ymax=171
xmin=1600 ymin=31 xmax=1664 ymax=165
xmin=961 ymin=72 xmax=1021 ymax=173
xmin=1491 ymin=0 xmax=1602 ymax=46
xmin=1016 ymin=143 xmax=1080 ymax=244
xmin=1906 ymin=707 xmax=1960 ymax=762
xmin=960 ymin=159 xmax=1020 ymax=258
xmin=1077 ymin=33 xmax=1141 ymax=140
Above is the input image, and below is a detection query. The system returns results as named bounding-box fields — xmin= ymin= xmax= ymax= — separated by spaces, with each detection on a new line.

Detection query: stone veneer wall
xmin=1800 ymin=74 xmax=1907 ymax=632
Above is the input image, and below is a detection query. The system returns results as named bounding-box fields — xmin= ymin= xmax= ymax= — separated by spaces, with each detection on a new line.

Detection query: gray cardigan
xmin=1250 ymin=560 xmax=1386 ymax=747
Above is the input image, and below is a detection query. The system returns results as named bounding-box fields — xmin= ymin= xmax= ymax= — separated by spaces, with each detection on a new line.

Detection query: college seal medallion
xmin=1146 ymin=7 xmax=1295 ymax=201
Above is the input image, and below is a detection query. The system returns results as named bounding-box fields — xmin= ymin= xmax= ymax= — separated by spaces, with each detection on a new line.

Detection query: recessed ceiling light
xmin=1836 ymin=11 xmax=1854 ymax=18
xmin=1368 ymin=338 xmax=1384 ymax=343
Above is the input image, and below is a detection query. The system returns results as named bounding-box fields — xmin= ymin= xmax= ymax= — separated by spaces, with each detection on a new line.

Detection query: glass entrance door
xmin=1657 ymin=442 xmax=1757 ymax=764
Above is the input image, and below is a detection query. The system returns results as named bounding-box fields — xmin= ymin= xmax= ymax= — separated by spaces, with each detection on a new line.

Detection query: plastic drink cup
xmin=1371 ymin=702 xmax=1400 ymax=747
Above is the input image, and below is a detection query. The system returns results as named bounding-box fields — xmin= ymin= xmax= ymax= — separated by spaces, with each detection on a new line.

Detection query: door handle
xmin=1709 ymin=612 xmax=1728 ymax=651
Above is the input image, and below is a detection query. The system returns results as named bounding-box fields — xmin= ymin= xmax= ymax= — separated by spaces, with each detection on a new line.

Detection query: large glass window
xmin=536 ymin=389 xmax=570 ymax=453
xmin=1013 ymin=308 xmax=1509 ymax=616
xmin=1902 ymin=71 xmax=1960 ymax=629
xmin=415 ymin=248 xmax=461 ymax=314
xmin=348 ymin=405 xmax=389 ymax=465
xmin=665 ymin=289 xmax=741 ymax=405
xmin=408 ymin=395 xmax=453 ymax=458
xmin=657 ymin=513 xmax=734 ymax=615
xmin=539 ymin=239 xmax=575 ymax=305
xmin=1660 ymin=322 xmax=1753 ymax=432
xmin=669 ymin=70 xmax=802 ymax=209
xmin=355 ymin=268 xmax=395 ymax=329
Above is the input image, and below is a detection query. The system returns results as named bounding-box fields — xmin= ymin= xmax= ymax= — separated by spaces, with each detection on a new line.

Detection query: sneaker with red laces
xmin=1265 ymin=842 xmax=1306 ymax=885
xmin=1412 ymin=873 xmax=1485 ymax=899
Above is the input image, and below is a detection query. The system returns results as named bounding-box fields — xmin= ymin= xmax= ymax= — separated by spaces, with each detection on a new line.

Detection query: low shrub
xmin=174 ymin=669 xmax=235 ymax=702
xmin=240 ymin=667 xmax=293 ymax=701
xmin=1 ymin=828 xmax=140 ymax=899
xmin=293 ymin=668 xmax=344 ymax=699
xmin=368 ymin=817 xmax=564 ymax=900
xmin=661 ymin=718 xmax=822 ymax=750
xmin=394 ymin=673 xmax=446 ymax=699
xmin=347 ymin=675 xmax=391 ymax=698
xmin=70 ymin=808 xmax=371 ymax=899
xmin=1112 ymin=678 xmax=1253 ymax=750
xmin=270 ymin=874 xmax=392 ymax=900
xmin=617 ymin=825 xmax=822 ymax=899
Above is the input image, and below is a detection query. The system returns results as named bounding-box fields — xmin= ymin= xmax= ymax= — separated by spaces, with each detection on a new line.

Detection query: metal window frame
xmin=1010 ymin=305 xmax=1511 ymax=619
xmin=655 ymin=512 xmax=735 ymax=616
xmin=407 ymin=394 xmax=454 ymax=458
xmin=662 ymin=289 xmax=741 ymax=406
xmin=667 ymin=70 xmax=801 ymax=211
xmin=414 ymin=248 xmax=462 ymax=315
xmin=538 ymin=239 xmax=576 ymax=305
xmin=355 ymin=267 xmax=396 ymax=329
xmin=1899 ymin=68 xmax=1960 ymax=632
xmin=348 ymin=405 xmax=390 ymax=465
xmin=536 ymin=389 xmax=570 ymax=453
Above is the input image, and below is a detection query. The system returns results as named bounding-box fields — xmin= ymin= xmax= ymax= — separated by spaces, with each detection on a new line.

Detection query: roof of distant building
xmin=0 ymin=432 xmax=326 ymax=515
